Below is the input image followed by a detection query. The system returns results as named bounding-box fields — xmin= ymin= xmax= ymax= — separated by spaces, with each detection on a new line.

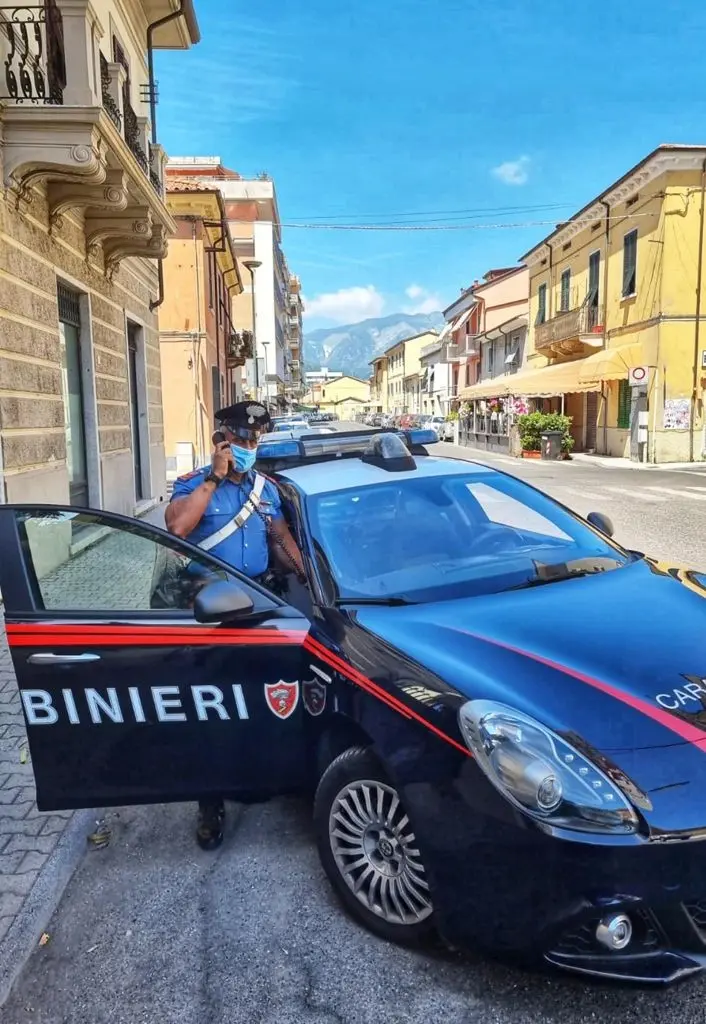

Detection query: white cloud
xmin=403 ymin=284 xmax=442 ymax=315
xmin=303 ymin=285 xmax=385 ymax=324
xmin=492 ymin=155 xmax=531 ymax=186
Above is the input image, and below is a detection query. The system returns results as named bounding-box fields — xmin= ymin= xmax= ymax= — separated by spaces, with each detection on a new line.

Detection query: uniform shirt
xmin=171 ymin=467 xmax=283 ymax=578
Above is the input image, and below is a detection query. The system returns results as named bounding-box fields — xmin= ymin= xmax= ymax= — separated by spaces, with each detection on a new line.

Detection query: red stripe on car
xmin=458 ymin=630 xmax=706 ymax=750
xmin=303 ymin=634 xmax=471 ymax=757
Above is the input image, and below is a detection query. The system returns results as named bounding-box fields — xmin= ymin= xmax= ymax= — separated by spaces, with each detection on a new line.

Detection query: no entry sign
xmin=628 ymin=365 xmax=648 ymax=386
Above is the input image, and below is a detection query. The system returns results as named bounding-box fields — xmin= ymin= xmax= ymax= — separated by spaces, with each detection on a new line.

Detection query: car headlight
xmin=458 ymin=700 xmax=639 ymax=835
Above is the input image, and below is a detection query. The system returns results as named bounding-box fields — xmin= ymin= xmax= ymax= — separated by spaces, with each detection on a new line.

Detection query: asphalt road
xmin=4 ymin=425 xmax=706 ymax=1024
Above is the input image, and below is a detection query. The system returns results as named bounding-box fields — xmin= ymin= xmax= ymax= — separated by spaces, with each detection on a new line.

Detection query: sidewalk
xmin=0 ymin=623 xmax=94 ymax=1006
xmin=0 ymin=501 xmax=167 ymax=1006
xmin=442 ymin=438 xmax=706 ymax=472
xmin=570 ymin=452 xmax=706 ymax=472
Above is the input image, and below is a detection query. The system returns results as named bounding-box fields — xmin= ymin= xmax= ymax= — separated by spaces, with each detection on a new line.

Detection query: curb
xmin=0 ymin=808 xmax=95 ymax=1008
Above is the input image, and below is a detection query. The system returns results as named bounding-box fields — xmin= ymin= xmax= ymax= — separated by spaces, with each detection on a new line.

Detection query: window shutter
xmin=623 ymin=231 xmax=637 ymax=296
xmin=617 ymin=379 xmax=631 ymax=429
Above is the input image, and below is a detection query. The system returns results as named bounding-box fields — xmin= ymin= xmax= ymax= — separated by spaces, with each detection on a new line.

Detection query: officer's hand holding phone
xmin=211 ymin=430 xmax=233 ymax=481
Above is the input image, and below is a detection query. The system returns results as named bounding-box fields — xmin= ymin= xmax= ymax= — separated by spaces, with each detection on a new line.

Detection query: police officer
xmin=165 ymin=401 xmax=305 ymax=850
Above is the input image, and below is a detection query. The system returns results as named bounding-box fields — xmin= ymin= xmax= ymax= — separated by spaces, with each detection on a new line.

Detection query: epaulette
xmin=176 ymin=467 xmax=205 ymax=483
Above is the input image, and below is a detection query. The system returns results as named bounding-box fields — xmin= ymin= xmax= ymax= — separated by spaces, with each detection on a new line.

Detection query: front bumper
xmin=401 ymin=776 xmax=706 ymax=985
xmin=545 ymin=901 xmax=706 ymax=984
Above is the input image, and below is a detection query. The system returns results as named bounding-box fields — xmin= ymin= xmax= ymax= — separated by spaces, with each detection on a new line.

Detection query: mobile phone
xmin=212 ymin=430 xmax=226 ymax=445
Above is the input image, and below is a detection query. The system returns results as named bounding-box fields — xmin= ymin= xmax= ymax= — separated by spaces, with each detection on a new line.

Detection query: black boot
xmin=196 ymin=799 xmax=225 ymax=851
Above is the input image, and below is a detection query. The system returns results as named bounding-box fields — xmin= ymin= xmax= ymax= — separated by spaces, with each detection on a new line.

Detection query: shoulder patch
xmin=176 ymin=468 xmax=204 ymax=483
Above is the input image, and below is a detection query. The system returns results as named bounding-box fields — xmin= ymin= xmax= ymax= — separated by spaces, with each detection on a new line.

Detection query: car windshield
xmin=307 ymin=469 xmax=632 ymax=604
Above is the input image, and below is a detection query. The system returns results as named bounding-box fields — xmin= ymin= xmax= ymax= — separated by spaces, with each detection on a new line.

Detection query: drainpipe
xmin=599 ymin=199 xmax=611 ymax=454
xmin=690 ymin=158 xmax=706 ymax=462
xmin=146 ymin=2 xmax=190 ymax=314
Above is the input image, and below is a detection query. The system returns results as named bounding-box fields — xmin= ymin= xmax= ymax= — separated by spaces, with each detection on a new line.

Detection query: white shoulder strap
xmin=197 ymin=473 xmax=268 ymax=552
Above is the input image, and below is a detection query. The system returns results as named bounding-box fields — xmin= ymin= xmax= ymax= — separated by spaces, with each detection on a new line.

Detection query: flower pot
xmin=522 ymin=450 xmax=541 ymax=459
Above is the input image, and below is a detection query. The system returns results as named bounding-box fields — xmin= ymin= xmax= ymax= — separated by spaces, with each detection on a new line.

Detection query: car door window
xmin=16 ymin=509 xmax=236 ymax=612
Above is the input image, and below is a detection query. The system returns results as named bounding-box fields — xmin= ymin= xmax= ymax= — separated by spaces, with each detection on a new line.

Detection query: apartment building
xmin=384 ymin=331 xmax=438 ymax=416
xmin=418 ymin=327 xmax=456 ymax=417
xmin=369 ymin=356 xmax=387 ymax=413
xmin=0 ymin=0 xmax=200 ymax=512
xmin=312 ymin=375 xmax=370 ymax=420
xmin=452 ymin=267 xmax=529 ymax=452
xmin=463 ymin=145 xmax=706 ymax=462
xmin=165 ymin=157 xmax=301 ymax=411
xmin=159 ymin=178 xmax=244 ymax=481
xmin=287 ymin=274 xmax=304 ymax=401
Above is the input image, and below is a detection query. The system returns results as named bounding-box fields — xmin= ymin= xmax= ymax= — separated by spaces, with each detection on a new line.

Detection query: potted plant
xmin=516 ymin=411 xmax=574 ymax=459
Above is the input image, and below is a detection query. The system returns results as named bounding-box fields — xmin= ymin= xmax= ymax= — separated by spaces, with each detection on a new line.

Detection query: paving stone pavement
xmin=0 ymin=618 xmax=95 ymax=1005
xmin=0 ymin=502 xmax=168 ymax=1005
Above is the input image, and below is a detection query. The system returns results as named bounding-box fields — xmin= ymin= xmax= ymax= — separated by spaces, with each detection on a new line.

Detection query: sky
xmin=155 ymin=0 xmax=706 ymax=331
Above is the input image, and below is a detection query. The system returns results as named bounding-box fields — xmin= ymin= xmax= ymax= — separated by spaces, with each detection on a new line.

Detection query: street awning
xmin=460 ymin=378 xmax=510 ymax=400
xmin=459 ymin=344 xmax=646 ymax=401
xmin=461 ymin=360 xmax=594 ymax=400
xmin=451 ymin=305 xmax=475 ymax=333
xmin=577 ymin=343 xmax=644 ymax=383
xmin=507 ymin=360 xmax=599 ymax=397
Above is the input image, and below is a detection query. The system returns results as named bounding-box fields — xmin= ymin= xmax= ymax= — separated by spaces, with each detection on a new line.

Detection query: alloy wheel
xmin=328 ymin=779 xmax=432 ymax=926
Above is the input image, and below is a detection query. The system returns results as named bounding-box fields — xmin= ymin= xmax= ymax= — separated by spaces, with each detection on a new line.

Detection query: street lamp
xmin=261 ymin=340 xmax=270 ymax=408
xmin=243 ymin=260 xmax=261 ymax=400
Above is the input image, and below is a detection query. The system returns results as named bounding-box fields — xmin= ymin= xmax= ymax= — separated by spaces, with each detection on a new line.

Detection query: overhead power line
xmin=281 ymin=209 xmax=663 ymax=233
xmin=289 ymin=201 xmax=577 ymax=223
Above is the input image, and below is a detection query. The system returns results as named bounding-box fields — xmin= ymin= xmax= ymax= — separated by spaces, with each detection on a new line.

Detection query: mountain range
xmin=303 ymin=311 xmax=445 ymax=380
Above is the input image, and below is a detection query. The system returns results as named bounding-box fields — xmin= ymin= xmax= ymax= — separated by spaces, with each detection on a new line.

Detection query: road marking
xmin=560 ymin=487 xmax=612 ymax=502
xmin=644 ymin=486 xmax=706 ymax=501
xmin=602 ymin=486 xmax=667 ymax=503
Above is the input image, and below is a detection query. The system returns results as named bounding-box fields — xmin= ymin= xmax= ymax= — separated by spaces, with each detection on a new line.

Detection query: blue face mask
xmin=230 ymin=444 xmax=256 ymax=473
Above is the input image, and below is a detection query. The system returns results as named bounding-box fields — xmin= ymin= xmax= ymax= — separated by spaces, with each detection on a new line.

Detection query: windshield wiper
xmin=334 ymin=596 xmax=416 ymax=606
xmin=509 ymin=557 xmax=623 ymax=591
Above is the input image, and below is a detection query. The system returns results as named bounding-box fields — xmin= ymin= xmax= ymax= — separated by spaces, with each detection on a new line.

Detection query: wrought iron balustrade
xmin=1 ymin=2 xmax=65 ymax=104
xmin=99 ymin=52 xmax=121 ymax=129
xmin=123 ymin=96 xmax=148 ymax=172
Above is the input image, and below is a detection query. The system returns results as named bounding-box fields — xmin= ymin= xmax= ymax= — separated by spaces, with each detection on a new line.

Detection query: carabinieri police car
xmin=2 ymin=428 xmax=706 ymax=986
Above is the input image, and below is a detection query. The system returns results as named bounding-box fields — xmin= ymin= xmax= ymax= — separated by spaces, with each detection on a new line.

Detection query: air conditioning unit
xmin=702 ymin=349 xmax=706 ymax=370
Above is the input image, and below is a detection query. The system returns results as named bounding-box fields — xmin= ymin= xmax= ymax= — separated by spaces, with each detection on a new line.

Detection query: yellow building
xmin=315 ymin=375 xmax=370 ymax=420
xmin=384 ymin=331 xmax=439 ymax=416
xmin=463 ymin=145 xmax=706 ymax=463
xmin=159 ymin=179 xmax=244 ymax=481
xmin=369 ymin=356 xmax=388 ymax=413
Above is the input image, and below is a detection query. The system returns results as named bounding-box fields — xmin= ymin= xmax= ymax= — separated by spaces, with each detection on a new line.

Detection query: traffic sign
xmin=628 ymin=366 xmax=649 ymax=387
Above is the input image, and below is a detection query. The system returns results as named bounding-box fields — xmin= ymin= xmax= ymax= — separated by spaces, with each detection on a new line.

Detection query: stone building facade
xmin=0 ymin=0 xmax=200 ymax=514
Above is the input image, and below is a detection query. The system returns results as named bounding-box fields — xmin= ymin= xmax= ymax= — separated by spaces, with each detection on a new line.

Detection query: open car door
xmin=0 ymin=505 xmax=314 ymax=811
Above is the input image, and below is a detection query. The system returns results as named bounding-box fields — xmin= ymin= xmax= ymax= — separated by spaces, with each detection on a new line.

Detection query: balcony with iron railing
xmin=0 ymin=1 xmax=173 ymax=269
xmin=535 ymin=295 xmax=604 ymax=354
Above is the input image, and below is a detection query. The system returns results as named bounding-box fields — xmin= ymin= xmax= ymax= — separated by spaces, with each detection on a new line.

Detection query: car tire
xmin=314 ymin=746 xmax=435 ymax=946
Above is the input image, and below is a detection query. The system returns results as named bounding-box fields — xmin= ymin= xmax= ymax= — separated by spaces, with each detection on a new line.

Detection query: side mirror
xmin=194 ymin=580 xmax=254 ymax=624
xmin=587 ymin=511 xmax=614 ymax=538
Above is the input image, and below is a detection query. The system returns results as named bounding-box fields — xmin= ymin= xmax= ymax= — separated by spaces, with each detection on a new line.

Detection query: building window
xmin=617 ymin=379 xmax=631 ymax=429
xmin=622 ymin=229 xmax=638 ymax=297
xmin=536 ymin=283 xmax=547 ymax=325
xmin=126 ymin=323 xmax=146 ymax=502
xmin=211 ymin=365 xmax=221 ymax=424
xmin=57 ymin=284 xmax=88 ymax=507
xmin=559 ymin=269 xmax=571 ymax=312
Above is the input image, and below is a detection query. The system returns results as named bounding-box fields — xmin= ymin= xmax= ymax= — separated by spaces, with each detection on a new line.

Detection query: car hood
xmin=354 ymin=557 xmax=706 ymax=756
xmin=352 ymin=558 xmax=706 ymax=833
